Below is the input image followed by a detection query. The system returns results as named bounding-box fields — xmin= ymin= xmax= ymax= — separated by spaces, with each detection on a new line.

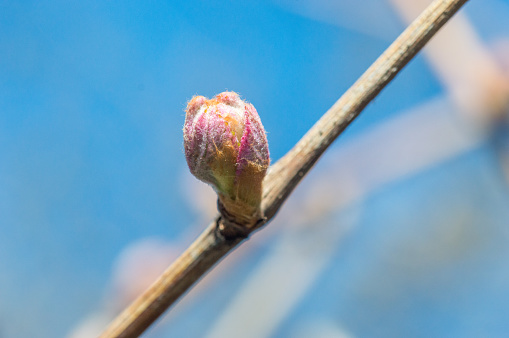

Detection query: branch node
xmin=215 ymin=216 xmax=250 ymax=241
xmin=215 ymin=199 xmax=267 ymax=240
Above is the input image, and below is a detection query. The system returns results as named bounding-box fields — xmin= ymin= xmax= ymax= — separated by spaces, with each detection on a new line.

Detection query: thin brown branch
xmin=261 ymin=0 xmax=469 ymax=219
xmin=100 ymin=0 xmax=469 ymax=336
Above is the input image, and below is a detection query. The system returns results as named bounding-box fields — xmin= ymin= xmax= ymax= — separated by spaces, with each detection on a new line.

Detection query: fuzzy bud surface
xmin=184 ymin=92 xmax=270 ymax=225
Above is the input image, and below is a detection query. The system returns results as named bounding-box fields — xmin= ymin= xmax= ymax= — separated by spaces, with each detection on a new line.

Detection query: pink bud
xmin=184 ymin=92 xmax=270 ymax=224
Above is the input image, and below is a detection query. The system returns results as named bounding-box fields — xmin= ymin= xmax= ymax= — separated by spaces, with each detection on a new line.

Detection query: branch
xmin=100 ymin=0 xmax=469 ymax=336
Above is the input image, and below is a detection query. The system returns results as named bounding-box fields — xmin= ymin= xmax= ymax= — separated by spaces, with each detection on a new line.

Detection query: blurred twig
xmin=100 ymin=0 xmax=469 ymax=336
xmin=390 ymin=0 xmax=509 ymax=126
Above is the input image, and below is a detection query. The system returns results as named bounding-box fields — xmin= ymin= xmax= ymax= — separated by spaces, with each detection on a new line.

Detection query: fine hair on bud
xmin=184 ymin=91 xmax=270 ymax=226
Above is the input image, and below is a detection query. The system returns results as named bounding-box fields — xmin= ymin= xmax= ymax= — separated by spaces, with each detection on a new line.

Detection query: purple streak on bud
xmin=184 ymin=92 xmax=270 ymax=224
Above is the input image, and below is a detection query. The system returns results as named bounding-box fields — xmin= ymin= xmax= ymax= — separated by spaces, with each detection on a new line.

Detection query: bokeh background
xmin=2 ymin=0 xmax=509 ymax=337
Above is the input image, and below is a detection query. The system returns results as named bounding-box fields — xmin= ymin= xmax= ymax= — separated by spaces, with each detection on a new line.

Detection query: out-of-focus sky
xmin=2 ymin=1 xmax=509 ymax=337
